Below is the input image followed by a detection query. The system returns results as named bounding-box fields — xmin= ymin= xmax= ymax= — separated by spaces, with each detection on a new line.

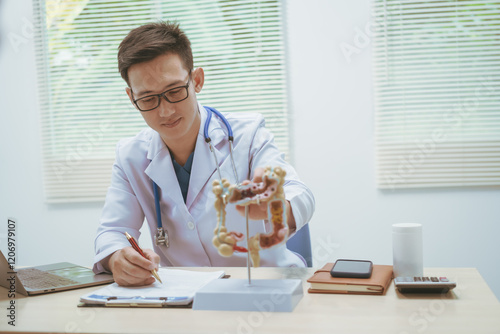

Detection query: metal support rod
xmin=209 ymin=142 xmax=223 ymax=181
xmin=229 ymin=140 xmax=240 ymax=184
xmin=245 ymin=206 xmax=251 ymax=285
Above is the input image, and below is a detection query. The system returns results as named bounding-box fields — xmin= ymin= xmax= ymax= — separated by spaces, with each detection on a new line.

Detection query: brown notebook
xmin=307 ymin=263 xmax=393 ymax=295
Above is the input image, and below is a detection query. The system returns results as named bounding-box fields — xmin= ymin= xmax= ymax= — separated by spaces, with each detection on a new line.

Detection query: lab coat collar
xmin=146 ymin=128 xmax=166 ymax=161
xmin=144 ymin=103 xmax=229 ymax=209
xmin=145 ymin=135 xmax=183 ymax=209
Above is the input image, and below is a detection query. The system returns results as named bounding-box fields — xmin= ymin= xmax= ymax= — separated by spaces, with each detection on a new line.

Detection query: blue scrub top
xmin=171 ymin=152 xmax=194 ymax=203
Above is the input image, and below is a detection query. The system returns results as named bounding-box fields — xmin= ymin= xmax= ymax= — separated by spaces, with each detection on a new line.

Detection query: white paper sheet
xmin=80 ymin=268 xmax=225 ymax=305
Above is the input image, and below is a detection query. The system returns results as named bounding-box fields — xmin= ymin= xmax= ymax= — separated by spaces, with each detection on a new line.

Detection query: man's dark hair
xmin=118 ymin=21 xmax=193 ymax=86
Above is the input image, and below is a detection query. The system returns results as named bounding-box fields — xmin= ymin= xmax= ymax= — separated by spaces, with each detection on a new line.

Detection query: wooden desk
xmin=0 ymin=267 xmax=499 ymax=333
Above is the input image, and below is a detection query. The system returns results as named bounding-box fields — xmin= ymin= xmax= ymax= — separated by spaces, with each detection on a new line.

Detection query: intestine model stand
xmin=193 ymin=166 xmax=303 ymax=312
xmin=212 ymin=166 xmax=288 ymax=268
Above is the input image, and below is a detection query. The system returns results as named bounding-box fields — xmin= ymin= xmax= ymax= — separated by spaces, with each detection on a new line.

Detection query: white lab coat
xmin=93 ymin=104 xmax=315 ymax=273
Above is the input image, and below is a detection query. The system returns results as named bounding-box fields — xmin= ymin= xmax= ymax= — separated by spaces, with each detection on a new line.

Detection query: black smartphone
xmin=330 ymin=259 xmax=373 ymax=278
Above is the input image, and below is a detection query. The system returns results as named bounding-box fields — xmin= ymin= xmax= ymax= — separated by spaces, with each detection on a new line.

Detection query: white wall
xmin=0 ymin=0 xmax=498 ymax=300
xmin=285 ymin=0 xmax=500 ymax=300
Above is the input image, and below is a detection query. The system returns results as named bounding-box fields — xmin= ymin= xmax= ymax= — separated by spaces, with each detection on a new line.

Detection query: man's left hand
xmin=235 ymin=167 xmax=296 ymax=234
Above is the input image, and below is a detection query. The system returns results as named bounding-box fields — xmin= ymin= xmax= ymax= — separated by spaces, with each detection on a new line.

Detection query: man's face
xmin=126 ymin=53 xmax=203 ymax=147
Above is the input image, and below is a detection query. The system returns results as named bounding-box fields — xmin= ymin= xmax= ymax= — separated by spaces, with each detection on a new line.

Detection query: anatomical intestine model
xmin=212 ymin=166 xmax=288 ymax=267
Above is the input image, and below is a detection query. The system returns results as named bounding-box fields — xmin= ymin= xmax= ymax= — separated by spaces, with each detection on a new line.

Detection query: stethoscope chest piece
xmin=155 ymin=227 xmax=169 ymax=247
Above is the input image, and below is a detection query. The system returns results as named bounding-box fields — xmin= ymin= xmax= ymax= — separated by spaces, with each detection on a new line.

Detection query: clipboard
xmin=79 ymin=294 xmax=193 ymax=308
xmin=79 ymin=268 xmax=225 ymax=308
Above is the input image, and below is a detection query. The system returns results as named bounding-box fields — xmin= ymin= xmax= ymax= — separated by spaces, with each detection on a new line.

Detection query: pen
xmin=124 ymin=232 xmax=163 ymax=284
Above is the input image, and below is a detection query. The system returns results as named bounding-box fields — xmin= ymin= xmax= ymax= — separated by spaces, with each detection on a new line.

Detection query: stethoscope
xmin=152 ymin=106 xmax=240 ymax=247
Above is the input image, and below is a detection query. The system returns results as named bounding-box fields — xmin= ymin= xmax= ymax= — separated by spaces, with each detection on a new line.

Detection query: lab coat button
xmin=188 ymin=221 xmax=195 ymax=230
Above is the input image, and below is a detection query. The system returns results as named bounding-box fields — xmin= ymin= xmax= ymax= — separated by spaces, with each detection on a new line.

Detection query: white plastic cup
xmin=392 ymin=223 xmax=423 ymax=277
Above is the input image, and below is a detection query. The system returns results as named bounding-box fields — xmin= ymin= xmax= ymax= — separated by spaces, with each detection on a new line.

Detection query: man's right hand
xmin=107 ymin=247 xmax=160 ymax=286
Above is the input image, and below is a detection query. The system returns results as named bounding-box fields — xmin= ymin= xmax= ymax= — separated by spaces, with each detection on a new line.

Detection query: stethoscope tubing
xmin=152 ymin=106 xmax=235 ymax=246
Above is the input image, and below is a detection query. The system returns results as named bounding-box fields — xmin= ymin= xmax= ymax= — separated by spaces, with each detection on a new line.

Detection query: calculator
xmin=394 ymin=276 xmax=456 ymax=293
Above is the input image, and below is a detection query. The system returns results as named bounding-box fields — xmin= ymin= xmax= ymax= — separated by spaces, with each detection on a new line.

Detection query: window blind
xmin=372 ymin=0 xmax=500 ymax=189
xmin=33 ymin=0 xmax=289 ymax=203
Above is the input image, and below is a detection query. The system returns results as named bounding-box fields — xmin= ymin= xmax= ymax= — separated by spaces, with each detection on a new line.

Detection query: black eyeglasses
xmin=132 ymin=74 xmax=191 ymax=112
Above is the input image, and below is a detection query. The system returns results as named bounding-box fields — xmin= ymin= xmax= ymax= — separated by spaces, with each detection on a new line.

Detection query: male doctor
xmin=93 ymin=22 xmax=315 ymax=286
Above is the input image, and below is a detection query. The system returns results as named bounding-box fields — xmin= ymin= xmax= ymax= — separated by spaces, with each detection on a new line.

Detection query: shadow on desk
xmin=396 ymin=290 xmax=459 ymax=300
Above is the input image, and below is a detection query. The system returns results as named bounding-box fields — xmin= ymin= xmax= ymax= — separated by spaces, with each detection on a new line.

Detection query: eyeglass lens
xmin=136 ymin=86 xmax=188 ymax=111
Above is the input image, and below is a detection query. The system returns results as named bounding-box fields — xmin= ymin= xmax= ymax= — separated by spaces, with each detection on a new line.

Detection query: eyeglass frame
xmin=131 ymin=71 xmax=192 ymax=112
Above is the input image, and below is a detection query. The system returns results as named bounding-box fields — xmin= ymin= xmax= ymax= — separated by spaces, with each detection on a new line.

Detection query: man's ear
xmin=192 ymin=67 xmax=204 ymax=93
xmin=125 ymin=87 xmax=138 ymax=109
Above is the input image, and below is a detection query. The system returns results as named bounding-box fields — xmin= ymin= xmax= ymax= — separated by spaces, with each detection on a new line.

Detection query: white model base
xmin=193 ymin=279 xmax=303 ymax=312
